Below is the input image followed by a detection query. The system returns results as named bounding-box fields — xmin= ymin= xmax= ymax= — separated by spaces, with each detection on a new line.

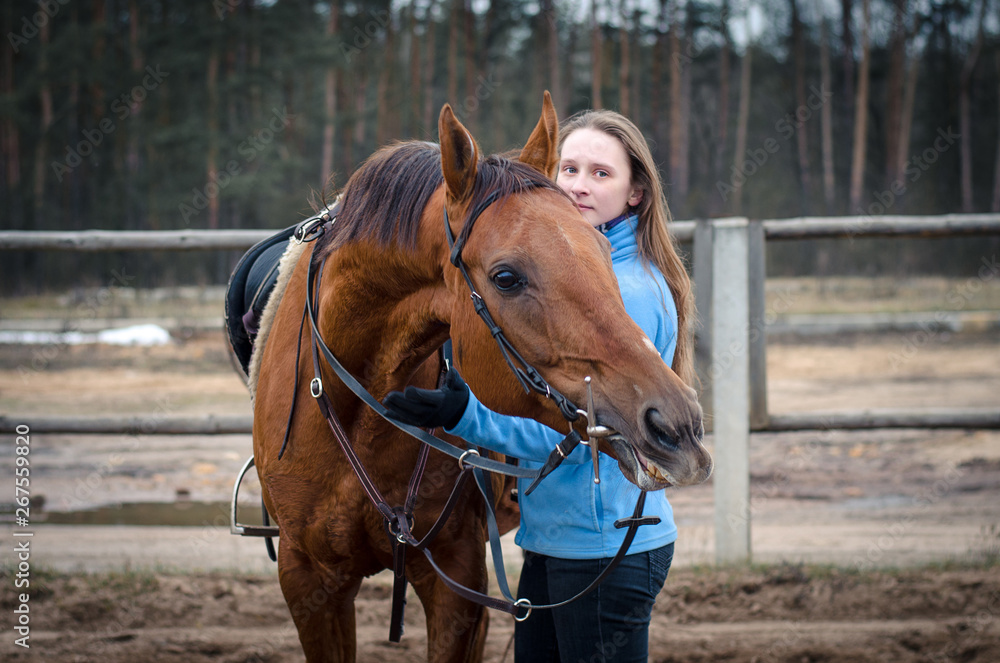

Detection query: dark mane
xmin=313 ymin=141 xmax=568 ymax=261
xmin=315 ymin=141 xmax=443 ymax=260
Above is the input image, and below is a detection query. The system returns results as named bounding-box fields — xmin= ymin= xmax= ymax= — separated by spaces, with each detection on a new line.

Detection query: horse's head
xmin=437 ymin=93 xmax=712 ymax=490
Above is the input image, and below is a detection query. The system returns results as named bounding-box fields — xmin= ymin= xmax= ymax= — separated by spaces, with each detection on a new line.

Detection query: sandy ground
xmin=1 ymin=328 xmax=999 ymax=661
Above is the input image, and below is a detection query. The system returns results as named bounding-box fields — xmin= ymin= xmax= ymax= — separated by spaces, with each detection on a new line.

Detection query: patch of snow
xmin=0 ymin=323 xmax=171 ymax=346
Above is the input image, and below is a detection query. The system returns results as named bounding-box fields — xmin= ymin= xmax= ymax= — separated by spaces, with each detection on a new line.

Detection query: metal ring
xmin=513 ymin=598 xmax=533 ymax=622
xmin=310 ymin=377 xmax=323 ymax=398
xmin=457 ymin=448 xmax=480 ymax=471
xmin=387 ymin=513 xmax=416 ymax=544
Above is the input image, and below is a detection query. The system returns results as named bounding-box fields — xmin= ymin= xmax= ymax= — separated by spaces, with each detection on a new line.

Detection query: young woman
xmin=384 ymin=109 xmax=695 ymax=663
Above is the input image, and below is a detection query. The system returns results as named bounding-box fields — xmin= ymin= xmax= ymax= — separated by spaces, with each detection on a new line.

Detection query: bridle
xmin=287 ymin=185 xmax=659 ymax=641
xmin=444 ymin=187 xmax=582 ymax=422
xmin=444 ymin=185 xmax=625 ymax=487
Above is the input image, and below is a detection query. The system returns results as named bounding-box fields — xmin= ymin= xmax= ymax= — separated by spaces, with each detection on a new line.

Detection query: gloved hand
xmin=382 ymin=367 xmax=470 ymax=429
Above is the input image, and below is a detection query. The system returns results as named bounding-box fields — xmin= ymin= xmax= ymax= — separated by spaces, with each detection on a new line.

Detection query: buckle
xmin=310 ymin=377 xmax=323 ymax=398
xmin=294 ymin=211 xmax=331 ymax=244
xmin=613 ymin=515 xmax=661 ymax=529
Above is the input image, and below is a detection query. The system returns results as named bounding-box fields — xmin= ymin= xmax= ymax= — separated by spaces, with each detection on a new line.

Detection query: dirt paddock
xmin=2 ymin=320 xmax=999 ymax=661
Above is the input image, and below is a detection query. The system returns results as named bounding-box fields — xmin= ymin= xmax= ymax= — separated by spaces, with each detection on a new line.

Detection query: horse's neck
xmin=318 ymin=247 xmax=448 ymax=398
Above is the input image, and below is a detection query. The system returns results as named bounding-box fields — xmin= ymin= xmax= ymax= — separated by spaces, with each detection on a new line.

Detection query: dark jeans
xmin=514 ymin=543 xmax=674 ymax=663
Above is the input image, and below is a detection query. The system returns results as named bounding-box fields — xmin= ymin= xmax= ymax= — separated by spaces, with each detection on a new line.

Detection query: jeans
xmin=513 ymin=543 xmax=674 ymax=663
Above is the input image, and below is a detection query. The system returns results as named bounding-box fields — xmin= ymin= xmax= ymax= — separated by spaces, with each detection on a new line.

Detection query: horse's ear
xmin=439 ymin=104 xmax=479 ymax=202
xmin=518 ymin=90 xmax=559 ymax=178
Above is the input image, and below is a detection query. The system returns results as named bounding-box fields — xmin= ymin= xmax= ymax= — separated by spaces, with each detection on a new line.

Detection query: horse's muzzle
xmin=612 ymin=402 xmax=713 ymax=491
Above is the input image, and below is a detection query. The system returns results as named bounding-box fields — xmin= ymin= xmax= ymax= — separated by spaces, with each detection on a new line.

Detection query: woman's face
xmin=556 ymin=127 xmax=643 ymax=228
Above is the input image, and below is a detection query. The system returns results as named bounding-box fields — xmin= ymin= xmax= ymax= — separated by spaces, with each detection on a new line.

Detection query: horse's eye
xmin=491 ymin=269 xmax=525 ymax=293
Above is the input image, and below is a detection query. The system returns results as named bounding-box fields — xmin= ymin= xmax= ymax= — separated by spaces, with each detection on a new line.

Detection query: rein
xmin=292 ymin=190 xmax=659 ymax=640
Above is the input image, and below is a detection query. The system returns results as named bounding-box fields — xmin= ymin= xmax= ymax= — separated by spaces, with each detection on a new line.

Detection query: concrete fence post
xmin=711 ymin=217 xmax=751 ymax=564
xmin=693 ymin=218 xmax=714 ymax=428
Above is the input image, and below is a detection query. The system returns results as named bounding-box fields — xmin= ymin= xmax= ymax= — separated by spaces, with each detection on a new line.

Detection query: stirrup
xmin=230 ymin=456 xmax=280 ymax=537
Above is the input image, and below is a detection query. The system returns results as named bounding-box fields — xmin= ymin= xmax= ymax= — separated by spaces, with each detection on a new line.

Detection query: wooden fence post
xmin=711 ymin=217 xmax=751 ymax=565
xmin=748 ymin=219 xmax=769 ymax=430
xmin=693 ymin=218 xmax=714 ymax=429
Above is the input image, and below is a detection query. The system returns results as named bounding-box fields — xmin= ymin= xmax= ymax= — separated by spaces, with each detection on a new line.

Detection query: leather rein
xmin=289 ymin=188 xmax=659 ymax=640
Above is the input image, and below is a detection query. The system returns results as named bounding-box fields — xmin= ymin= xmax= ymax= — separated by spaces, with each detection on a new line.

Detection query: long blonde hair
xmin=558 ymin=110 xmax=695 ymax=386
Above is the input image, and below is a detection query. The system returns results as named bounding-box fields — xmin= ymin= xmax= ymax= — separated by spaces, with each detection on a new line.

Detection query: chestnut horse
xmin=251 ymin=94 xmax=711 ymax=662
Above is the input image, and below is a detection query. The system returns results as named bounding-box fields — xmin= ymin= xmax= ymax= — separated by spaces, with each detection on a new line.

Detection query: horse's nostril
xmin=644 ymin=408 xmax=680 ymax=452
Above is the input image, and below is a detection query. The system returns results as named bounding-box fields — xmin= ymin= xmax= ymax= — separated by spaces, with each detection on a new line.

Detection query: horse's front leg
xmin=410 ymin=544 xmax=490 ymax=663
xmin=277 ymin=541 xmax=362 ymax=663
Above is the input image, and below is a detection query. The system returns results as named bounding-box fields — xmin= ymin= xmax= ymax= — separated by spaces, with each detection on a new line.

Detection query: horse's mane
xmin=313 ymin=140 xmax=567 ymax=262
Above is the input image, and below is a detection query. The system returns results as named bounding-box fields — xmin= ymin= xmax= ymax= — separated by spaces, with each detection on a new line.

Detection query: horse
xmin=248 ymin=93 xmax=712 ymax=662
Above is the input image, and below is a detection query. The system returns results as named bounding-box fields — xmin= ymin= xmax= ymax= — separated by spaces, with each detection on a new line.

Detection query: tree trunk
xmin=840 ymin=0 xmax=854 ymax=113
xmin=618 ymin=0 xmax=630 ymax=116
xmin=590 ymin=0 xmax=603 ymax=109
xmin=407 ymin=4 xmax=421 ymax=137
xmin=423 ymin=1 xmax=438 ymax=134
xmin=993 ymin=53 xmax=1000 ymax=212
xmin=631 ymin=9 xmax=641 ymax=119
xmin=959 ymin=0 xmax=986 ymax=212
xmin=564 ymin=20 xmax=578 ymax=114
xmin=92 ymin=0 xmax=106 ymax=122
xmin=714 ymin=0 xmax=731 ymax=214
xmin=320 ymin=2 xmax=339 ymax=188
xmin=848 ymin=0 xmax=870 ymax=212
xmin=33 ymin=14 xmax=53 ymax=222
xmin=353 ymin=68 xmax=369 ymax=168
xmin=678 ymin=6 xmax=692 ymax=204
xmin=732 ymin=39 xmax=752 ymax=216
xmin=885 ymin=0 xmax=907 ymax=185
xmin=895 ymin=44 xmax=920 ymax=190
xmin=668 ymin=0 xmax=689 ymax=209
xmin=1 ymin=4 xmax=23 ymax=228
xmin=127 ymin=0 xmax=144 ymax=228
xmin=819 ymin=16 xmax=836 ymax=213
xmin=250 ymin=7 xmax=262 ymax=122
xmin=447 ymin=0 xmax=460 ymax=104
xmin=651 ymin=0 xmax=667 ymax=155
xmin=463 ymin=0 xmax=476 ymax=129
xmin=541 ymin=0 xmax=561 ymax=114
xmin=376 ymin=11 xmax=395 ymax=147
xmin=206 ymin=46 xmax=220 ymax=230
xmin=790 ymin=0 xmax=811 ymax=213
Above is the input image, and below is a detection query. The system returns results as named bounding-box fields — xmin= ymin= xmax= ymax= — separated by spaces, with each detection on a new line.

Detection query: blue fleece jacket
xmin=445 ymin=215 xmax=680 ymax=559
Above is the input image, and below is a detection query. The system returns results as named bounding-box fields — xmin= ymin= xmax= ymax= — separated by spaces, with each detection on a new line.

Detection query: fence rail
xmin=0 ymin=415 xmax=252 ymax=435
xmin=2 ymin=408 xmax=998 ymax=436
xmin=3 ymin=213 xmax=999 ymax=564
xmin=0 ymin=229 xmax=276 ymax=252
xmin=3 ymin=214 xmax=999 ymax=251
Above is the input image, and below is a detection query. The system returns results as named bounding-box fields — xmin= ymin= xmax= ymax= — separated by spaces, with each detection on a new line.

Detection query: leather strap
xmin=305 ymin=250 xmax=538 ymax=479
xmin=443 ymin=192 xmax=581 ymax=423
xmin=299 ymin=214 xmax=659 ymax=630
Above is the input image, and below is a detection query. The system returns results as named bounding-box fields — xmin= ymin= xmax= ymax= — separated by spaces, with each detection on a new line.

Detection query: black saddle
xmin=225 ymin=224 xmax=299 ymax=377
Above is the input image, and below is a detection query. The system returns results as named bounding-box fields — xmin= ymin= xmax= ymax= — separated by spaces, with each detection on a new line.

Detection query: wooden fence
xmin=3 ymin=213 xmax=999 ymax=563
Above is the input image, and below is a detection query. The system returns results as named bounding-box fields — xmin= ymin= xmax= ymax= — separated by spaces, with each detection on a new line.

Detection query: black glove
xmin=382 ymin=367 xmax=470 ymax=429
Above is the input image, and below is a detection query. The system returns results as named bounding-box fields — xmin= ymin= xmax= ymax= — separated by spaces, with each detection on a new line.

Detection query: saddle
xmin=225 ymin=224 xmax=299 ymax=377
